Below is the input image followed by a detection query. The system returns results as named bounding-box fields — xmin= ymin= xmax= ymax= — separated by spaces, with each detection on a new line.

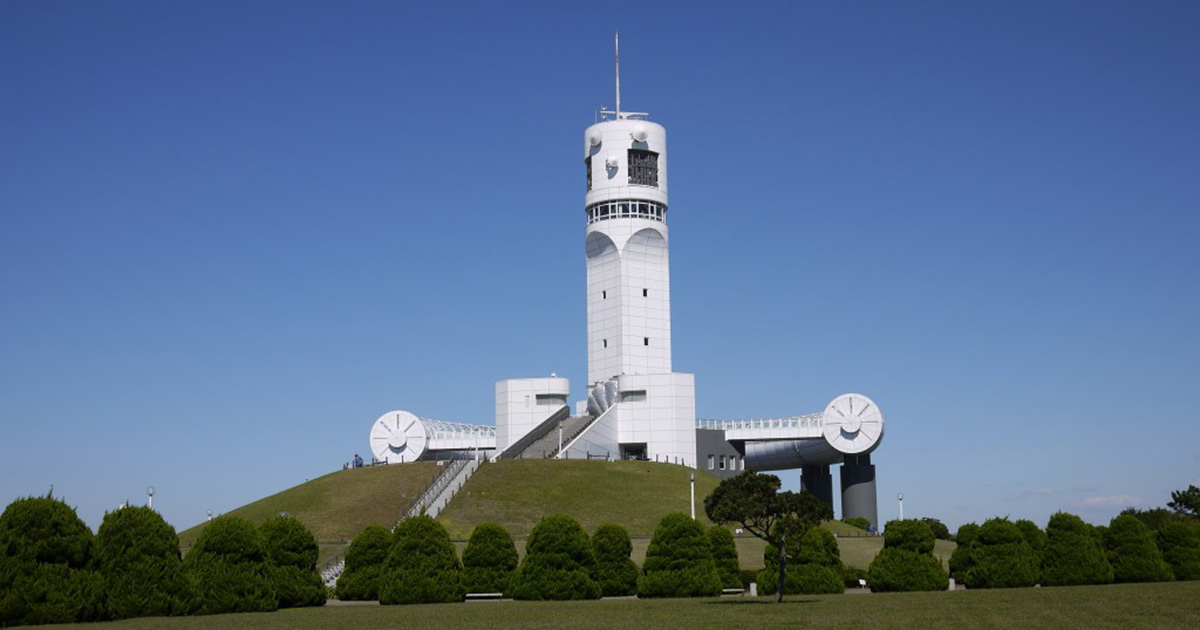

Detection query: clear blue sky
xmin=3 ymin=1 xmax=1198 ymax=534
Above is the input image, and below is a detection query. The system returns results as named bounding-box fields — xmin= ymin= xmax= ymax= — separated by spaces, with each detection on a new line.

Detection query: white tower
xmin=580 ymin=36 xmax=695 ymax=466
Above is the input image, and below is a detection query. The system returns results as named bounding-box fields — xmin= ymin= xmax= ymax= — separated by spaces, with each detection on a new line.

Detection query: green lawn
xmin=52 ymin=582 xmax=1200 ymax=630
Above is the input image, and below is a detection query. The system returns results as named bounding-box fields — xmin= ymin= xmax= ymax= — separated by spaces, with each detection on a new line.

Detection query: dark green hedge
xmin=707 ymin=526 xmax=741 ymax=590
xmin=592 ymin=524 xmax=638 ymax=597
xmin=1015 ymin=519 xmax=1047 ymax=570
xmin=867 ymin=549 xmax=948 ymax=592
xmin=259 ymin=516 xmax=324 ymax=608
xmin=637 ymin=513 xmax=722 ymax=598
xmin=1042 ymin=512 xmax=1113 ymax=586
xmin=336 ymin=524 xmax=392 ymax=601
xmin=509 ymin=514 xmax=599 ymax=600
xmin=868 ymin=520 xmax=947 ymax=592
xmin=0 ymin=496 xmax=106 ymax=626
xmin=183 ymin=516 xmax=277 ymax=615
xmin=96 ymin=506 xmax=193 ymax=619
xmin=462 ymin=523 xmax=518 ymax=595
xmin=379 ymin=515 xmax=464 ymax=604
xmin=949 ymin=523 xmax=979 ymax=580
xmin=961 ymin=518 xmax=1040 ymax=589
xmin=1106 ymin=514 xmax=1172 ymax=584
xmin=1157 ymin=520 xmax=1200 ymax=581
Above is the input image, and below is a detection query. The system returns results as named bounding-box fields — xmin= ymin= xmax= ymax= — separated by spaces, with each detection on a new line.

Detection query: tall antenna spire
xmin=614 ymin=32 xmax=621 ymax=119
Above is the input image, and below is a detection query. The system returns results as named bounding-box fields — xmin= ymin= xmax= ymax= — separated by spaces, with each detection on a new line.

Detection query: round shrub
xmin=949 ymin=523 xmax=979 ymax=581
xmin=509 ymin=514 xmax=599 ymax=600
xmin=882 ymin=519 xmax=935 ymax=554
xmin=336 ymin=524 xmax=391 ymax=601
xmin=0 ymin=496 xmax=106 ymax=625
xmin=96 ymin=506 xmax=193 ymax=618
xmin=462 ymin=523 xmax=518 ymax=595
xmin=183 ymin=516 xmax=277 ymax=614
xmin=868 ymin=519 xmax=947 ymax=592
xmin=962 ymin=518 xmax=1040 ymax=589
xmin=1157 ymin=520 xmax=1200 ymax=581
xmin=794 ymin=527 xmax=843 ymax=594
xmin=1015 ymin=519 xmax=1047 ymax=570
xmin=592 ymin=524 xmax=638 ymax=597
xmin=1042 ymin=512 xmax=1113 ymax=586
xmin=920 ymin=518 xmax=951 ymax=541
xmin=379 ymin=515 xmax=464 ymax=604
xmin=637 ymin=513 xmax=722 ymax=598
xmin=1107 ymin=514 xmax=1172 ymax=583
xmin=259 ymin=516 xmax=325 ymax=608
xmin=0 ymin=496 xmax=97 ymax=569
xmin=707 ymin=526 xmax=741 ymax=590
xmin=868 ymin=549 xmax=948 ymax=592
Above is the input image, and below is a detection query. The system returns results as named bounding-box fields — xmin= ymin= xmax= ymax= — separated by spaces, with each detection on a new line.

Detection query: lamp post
xmin=690 ymin=472 xmax=696 ymax=519
xmin=897 ymin=492 xmax=905 ymax=521
xmin=147 ymin=486 xmax=155 ymax=510
xmin=206 ymin=509 xmax=213 ymax=522
xmin=557 ymin=419 xmax=564 ymax=457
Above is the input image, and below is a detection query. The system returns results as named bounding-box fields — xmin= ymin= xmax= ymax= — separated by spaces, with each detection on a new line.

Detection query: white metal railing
xmin=695 ymin=412 xmax=824 ymax=432
xmin=421 ymin=419 xmax=497 ymax=443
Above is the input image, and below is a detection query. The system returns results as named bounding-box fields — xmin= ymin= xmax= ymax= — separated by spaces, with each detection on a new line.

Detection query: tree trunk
xmin=776 ymin=532 xmax=786 ymax=603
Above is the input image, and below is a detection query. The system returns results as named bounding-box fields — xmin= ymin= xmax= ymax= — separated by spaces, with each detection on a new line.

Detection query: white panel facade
xmin=613 ymin=373 xmax=696 ymax=468
xmin=494 ymin=377 xmax=569 ymax=451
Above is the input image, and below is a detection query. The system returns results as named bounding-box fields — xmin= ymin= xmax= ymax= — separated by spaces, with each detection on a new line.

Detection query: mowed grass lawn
xmin=53 ymin=582 xmax=1200 ymax=630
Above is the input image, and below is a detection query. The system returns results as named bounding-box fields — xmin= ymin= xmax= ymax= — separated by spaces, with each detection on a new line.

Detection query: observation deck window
xmin=628 ymin=149 xmax=659 ymax=187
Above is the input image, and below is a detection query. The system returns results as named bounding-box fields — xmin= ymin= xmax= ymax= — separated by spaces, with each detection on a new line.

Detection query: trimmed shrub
xmin=707 ymin=526 xmax=741 ymax=591
xmin=842 ymin=566 xmax=869 ymax=589
xmin=1042 ymin=512 xmax=1113 ymax=586
xmin=881 ymin=519 xmax=935 ymax=554
xmin=96 ymin=506 xmax=193 ymax=618
xmin=867 ymin=520 xmax=947 ymax=592
xmin=259 ymin=516 xmax=325 ymax=608
xmin=949 ymin=522 xmax=979 ymax=581
xmin=379 ymin=515 xmax=464 ymax=604
xmin=794 ymin=527 xmax=843 ymax=594
xmin=962 ymin=518 xmax=1040 ymax=589
xmin=1107 ymin=514 xmax=1172 ymax=583
xmin=1157 ymin=520 xmax=1200 ymax=581
xmin=638 ymin=513 xmax=722 ymax=598
xmin=592 ymin=524 xmax=638 ymax=597
xmin=462 ymin=523 xmax=518 ymax=595
xmin=183 ymin=516 xmax=277 ymax=614
xmin=335 ymin=524 xmax=391 ymax=601
xmin=1015 ymin=519 xmax=1047 ymax=571
xmin=0 ymin=496 xmax=106 ymax=625
xmin=510 ymin=514 xmax=599 ymax=600
xmin=920 ymin=518 xmax=951 ymax=541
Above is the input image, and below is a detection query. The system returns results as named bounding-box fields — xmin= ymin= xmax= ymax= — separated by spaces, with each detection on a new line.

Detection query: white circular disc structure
xmin=821 ymin=393 xmax=884 ymax=455
xmin=369 ymin=410 xmax=427 ymax=463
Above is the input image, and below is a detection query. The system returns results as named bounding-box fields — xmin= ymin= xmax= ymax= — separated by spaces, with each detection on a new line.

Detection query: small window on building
xmin=644 ymin=337 xmax=649 ymax=346
xmin=585 ymin=156 xmax=592 ymax=191
xmin=603 ymin=339 xmax=607 ymax=348
xmin=719 ymin=455 xmax=726 ymax=470
xmin=619 ymin=390 xmax=646 ymax=403
xmin=628 ymin=149 xmax=659 ymax=186
xmin=707 ymin=455 xmax=715 ymax=470
xmin=602 ymin=290 xmax=607 ymax=299
xmin=642 ymin=288 xmax=648 ymax=297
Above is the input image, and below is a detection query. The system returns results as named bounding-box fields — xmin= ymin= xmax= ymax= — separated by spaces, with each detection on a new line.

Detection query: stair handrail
xmin=398 ymin=458 xmax=468 ymax=525
xmin=497 ymin=405 xmax=570 ymax=459
xmin=554 ymin=402 xmax=617 ymax=459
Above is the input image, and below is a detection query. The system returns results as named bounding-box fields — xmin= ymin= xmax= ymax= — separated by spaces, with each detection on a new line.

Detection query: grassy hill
xmin=437 ymin=459 xmax=722 ymax=539
xmin=178 ymin=462 xmax=440 ymax=550
xmin=178 ymin=458 xmax=954 ymax=571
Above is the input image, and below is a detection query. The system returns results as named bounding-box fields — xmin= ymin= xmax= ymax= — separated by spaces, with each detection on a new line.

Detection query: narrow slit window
xmin=602 ymin=290 xmax=607 ymax=299
xmin=603 ymin=339 xmax=608 ymax=348
xmin=642 ymin=288 xmax=648 ymax=297
xmin=644 ymin=337 xmax=649 ymax=346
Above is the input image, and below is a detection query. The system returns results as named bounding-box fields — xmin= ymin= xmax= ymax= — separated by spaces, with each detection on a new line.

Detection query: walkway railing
xmin=696 ymin=412 xmax=824 ymax=431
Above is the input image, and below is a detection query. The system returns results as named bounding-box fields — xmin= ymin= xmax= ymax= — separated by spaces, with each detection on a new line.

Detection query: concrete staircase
xmin=514 ymin=415 xmax=596 ymax=459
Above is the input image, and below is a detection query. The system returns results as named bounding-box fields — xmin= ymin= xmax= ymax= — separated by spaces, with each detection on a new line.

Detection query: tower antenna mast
xmin=614 ymin=32 xmax=621 ymax=119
